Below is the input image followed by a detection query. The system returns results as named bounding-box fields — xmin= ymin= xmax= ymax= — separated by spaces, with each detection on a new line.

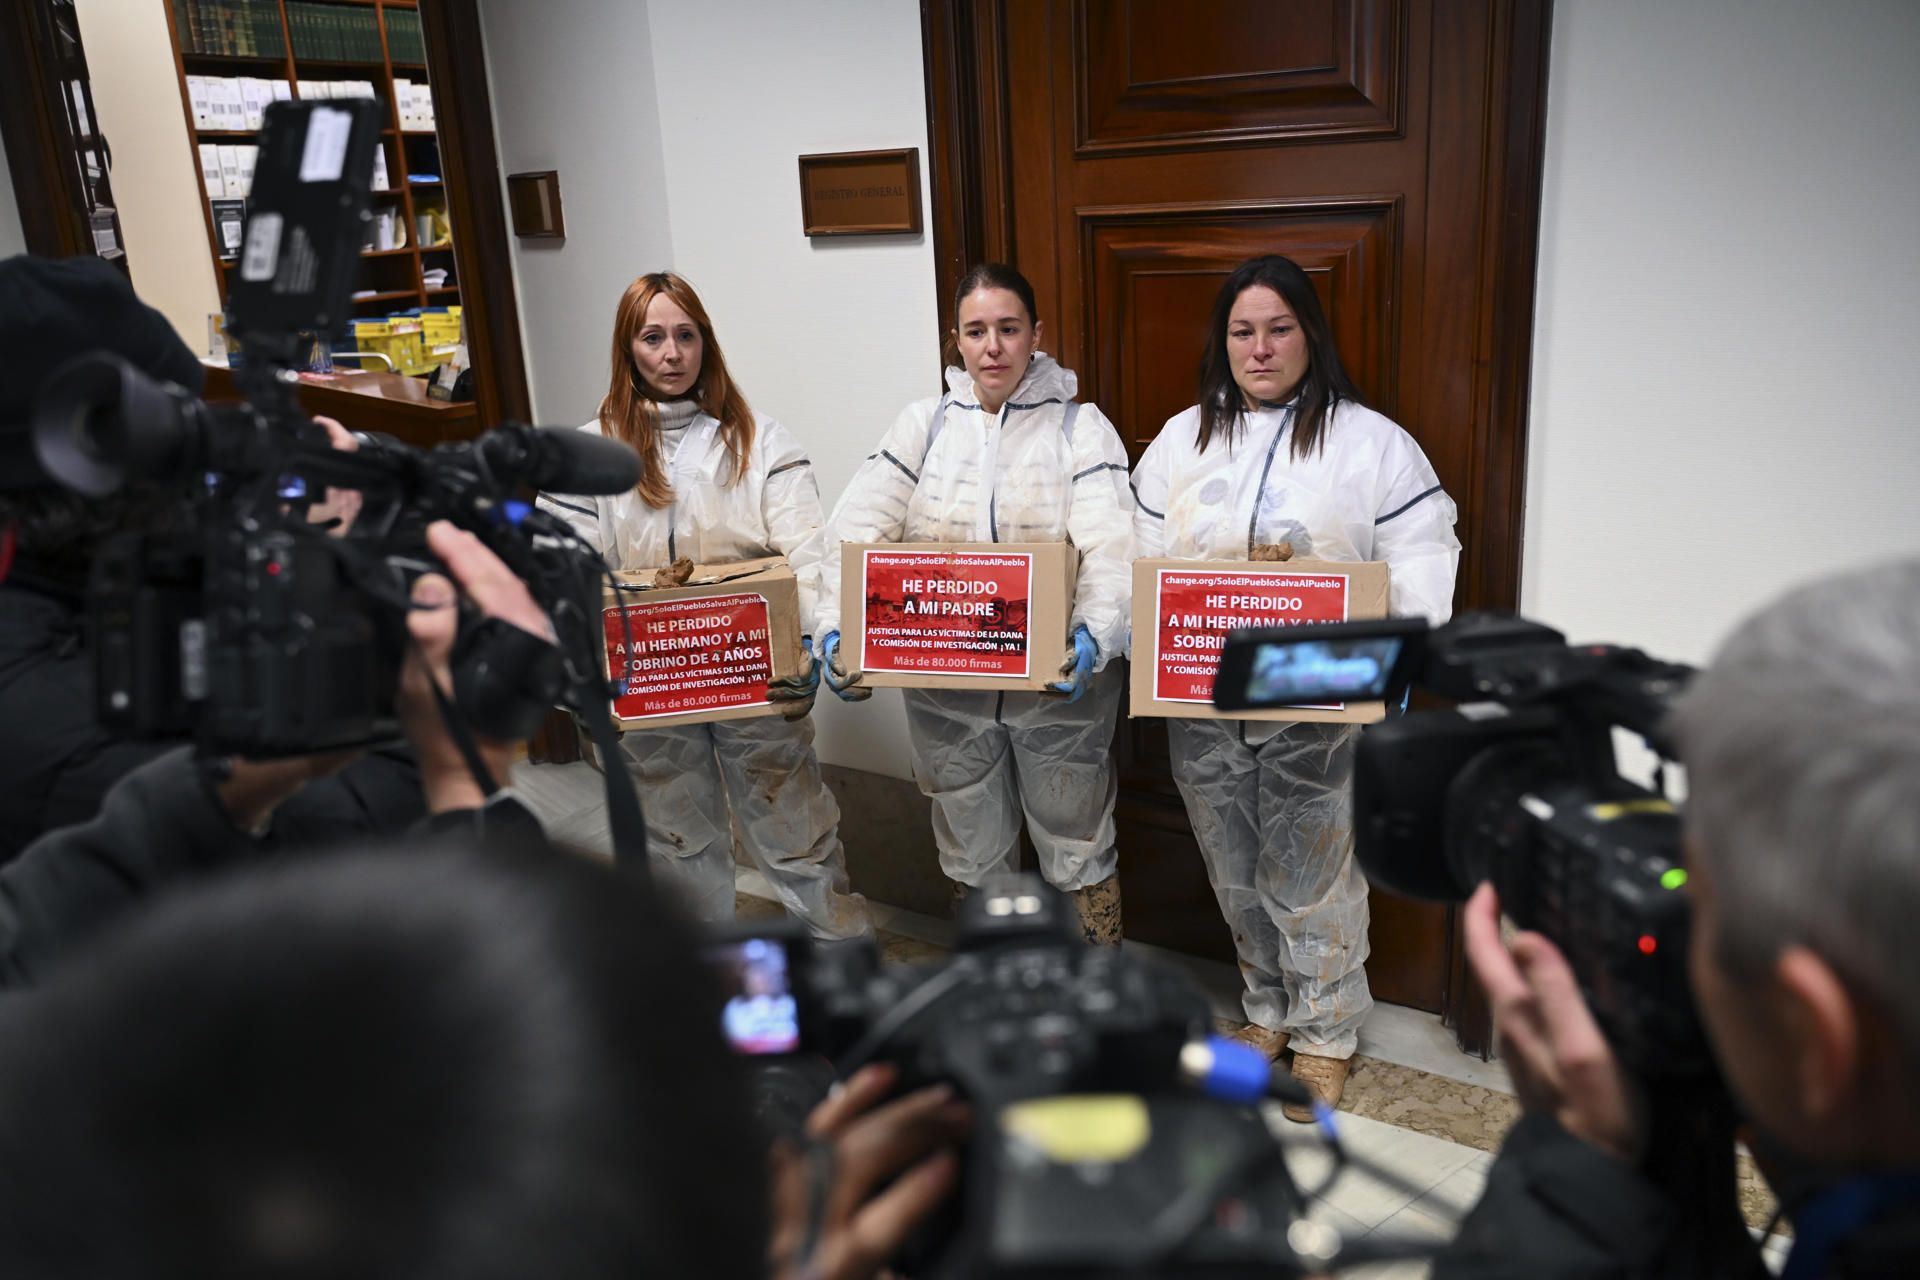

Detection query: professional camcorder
xmin=1213 ymin=615 xmax=1776 ymax=1277
xmin=21 ymin=100 xmax=649 ymax=855
xmin=1214 ymin=613 xmax=1705 ymax=1076
xmin=711 ymin=875 xmax=1439 ymax=1278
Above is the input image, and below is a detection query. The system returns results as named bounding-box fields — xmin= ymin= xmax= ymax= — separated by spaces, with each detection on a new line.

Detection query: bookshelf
xmin=162 ymin=0 xmax=460 ymax=330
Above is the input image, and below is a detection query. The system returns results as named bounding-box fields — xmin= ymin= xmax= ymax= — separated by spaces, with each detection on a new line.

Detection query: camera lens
xmin=32 ymin=353 xmax=199 ymax=496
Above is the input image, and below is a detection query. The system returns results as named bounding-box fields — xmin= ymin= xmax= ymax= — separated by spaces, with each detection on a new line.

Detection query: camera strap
xmin=425 ymin=659 xmax=502 ymax=798
xmin=584 ymin=699 xmax=651 ymax=875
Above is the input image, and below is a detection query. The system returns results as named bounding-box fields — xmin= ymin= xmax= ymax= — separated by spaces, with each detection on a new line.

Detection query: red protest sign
xmin=859 ymin=549 xmax=1033 ymax=677
xmin=1152 ymin=568 xmax=1351 ymax=704
xmin=603 ymin=592 xmax=775 ymax=720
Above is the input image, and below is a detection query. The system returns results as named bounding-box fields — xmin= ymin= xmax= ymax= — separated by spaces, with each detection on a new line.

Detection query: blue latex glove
xmin=1045 ymin=624 xmax=1097 ymax=703
xmin=765 ymin=639 xmax=823 ymax=719
xmin=818 ymin=631 xmax=871 ymax=703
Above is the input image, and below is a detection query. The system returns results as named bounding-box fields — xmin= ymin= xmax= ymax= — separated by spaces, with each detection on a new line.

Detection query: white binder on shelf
xmin=198 ymin=144 xmax=226 ymax=197
xmin=216 ymin=146 xmax=241 ymax=197
xmin=187 ymin=76 xmax=211 ymax=130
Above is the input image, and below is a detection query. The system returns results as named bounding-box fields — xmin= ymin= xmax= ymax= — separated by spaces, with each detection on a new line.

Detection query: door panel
xmin=1079 ymin=0 xmax=1404 ymax=152
xmin=1084 ymin=199 xmax=1402 ymax=457
xmin=923 ymin=0 xmax=1550 ymax=1038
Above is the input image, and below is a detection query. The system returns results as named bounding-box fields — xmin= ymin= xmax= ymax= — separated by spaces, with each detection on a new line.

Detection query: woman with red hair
xmin=540 ymin=272 xmax=869 ymax=939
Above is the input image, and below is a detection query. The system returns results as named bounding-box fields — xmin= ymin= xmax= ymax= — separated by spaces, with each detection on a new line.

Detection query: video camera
xmin=710 ymin=875 xmax=1439 ymax=1278
xmin=22 ymin=100 xmax=639 ymax=770
xmin=1214 ymin=613 xmax=1708 ymax=1077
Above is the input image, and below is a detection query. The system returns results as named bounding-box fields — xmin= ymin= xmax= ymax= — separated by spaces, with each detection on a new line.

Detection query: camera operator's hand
xmin=400 ymin=521 xmax=554 ymax=814
xmin=769 ymin=1062 xmax=972 ymax=1280
xmin=1464 ymin=883 xmax=1646 ymax=1164
xmin=215 ymin=752 xmax=359 ymax=836
xmin=304 ymin=416 xmax=363 ymax=534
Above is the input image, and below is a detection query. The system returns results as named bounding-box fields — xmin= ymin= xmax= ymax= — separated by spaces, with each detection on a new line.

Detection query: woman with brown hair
xmin=1131 ymin=255 xmax=1459 ymax=1116
xmin=540 ymin=272 xmax=869 ymax=939
xmin=813 ymin=263 xmax=1134 ymax=946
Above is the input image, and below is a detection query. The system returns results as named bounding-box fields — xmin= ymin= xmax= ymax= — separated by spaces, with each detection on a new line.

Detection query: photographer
xmin=1439 ymin=562 xmax=1920 ymax=1278
xmin=0 ymin=253 xmax=425 ymax=862
xmin=0 ymin=520 xmax=543 ymax=986
xmin=0 ymin=573 xmax=968 ymax=1279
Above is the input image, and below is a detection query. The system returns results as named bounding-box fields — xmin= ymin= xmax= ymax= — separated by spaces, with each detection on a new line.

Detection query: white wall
xmin=0 ymin=128 xmax=26 ymax=260
xmin=643 ymin=0 xmax=940 ymax=777
xmin=482 ymin=0 xmax=939 ymax=777
xmin=476 ymin=0 xmax=676 ymax=429
xmin=1521 ymin=0 xmax=1920 ymax=666
xmin=73 ymin=0 xmax=221 ymax=347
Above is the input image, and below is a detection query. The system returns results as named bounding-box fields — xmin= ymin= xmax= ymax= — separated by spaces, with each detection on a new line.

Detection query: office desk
xmin=202 ymin=362 xmax=480 ymax=448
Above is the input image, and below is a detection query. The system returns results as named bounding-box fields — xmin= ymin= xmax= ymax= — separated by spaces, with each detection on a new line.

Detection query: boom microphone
xmin=479 ymin=425 xmax=639 ymax=496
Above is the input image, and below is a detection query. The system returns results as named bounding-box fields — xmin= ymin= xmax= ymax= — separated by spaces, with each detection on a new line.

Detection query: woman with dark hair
xmin=813 ymin=263 xmax=1134 ymax=945
xmin=539 ymin=272 xmax=869 ymax=940
xmin=1131 ymin=255 xmax=1459 ymax=1116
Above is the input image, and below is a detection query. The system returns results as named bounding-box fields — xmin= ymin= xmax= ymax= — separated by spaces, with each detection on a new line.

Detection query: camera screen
xmin=1243 ymin=635 xmax=1404 ymax=704
xmin=708 ymin=936 xmax=800 ymax=1055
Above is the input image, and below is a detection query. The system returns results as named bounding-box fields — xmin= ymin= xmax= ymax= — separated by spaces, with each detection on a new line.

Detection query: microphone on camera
xmin=479 ymin=425 xmax=640 ymax=496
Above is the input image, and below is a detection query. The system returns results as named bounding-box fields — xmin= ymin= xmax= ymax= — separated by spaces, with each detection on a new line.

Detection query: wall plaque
xmin=506 ymin=170 xmax=565 ymax=239
xmin=798 ymin=148 xmax=921 ymax=236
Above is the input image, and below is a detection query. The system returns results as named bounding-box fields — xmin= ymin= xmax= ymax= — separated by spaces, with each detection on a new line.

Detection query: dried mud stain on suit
xmin=741 ymin=751 xmax=799 ymax=810
xmin=620 ymin=718 xmax=871 ymax=940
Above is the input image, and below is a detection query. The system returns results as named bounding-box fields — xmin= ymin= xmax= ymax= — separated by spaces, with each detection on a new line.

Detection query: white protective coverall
xmin=540 ymin=400 xmax=870 ymax=939
xmin=1131 ymin=397 xmax=1459 ymax=1057
xmin=818 ymin=354 xmax=1134 ymax=891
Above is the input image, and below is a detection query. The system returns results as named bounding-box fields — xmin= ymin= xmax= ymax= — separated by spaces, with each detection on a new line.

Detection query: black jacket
xmin=0 ymin=582 xmax=168 ymax=863
xmin=0 ymin=745 xmax=548 ymax=989
xmin=1434 ymin=1113 xmax=1920 ymax=1280
xmin=0 ymin=747 xmax=247 ymax=987
xmin=0 ymin=578 xmax=427 ymax=865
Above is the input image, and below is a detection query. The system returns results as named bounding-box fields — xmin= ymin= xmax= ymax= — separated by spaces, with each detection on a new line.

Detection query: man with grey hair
xmin=1437 ymin=560 xmax=1920 ymax=1278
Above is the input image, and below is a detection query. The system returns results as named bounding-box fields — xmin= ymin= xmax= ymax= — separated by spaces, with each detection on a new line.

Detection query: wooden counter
xmin=202 ymin=361 xmax=481 ymax=449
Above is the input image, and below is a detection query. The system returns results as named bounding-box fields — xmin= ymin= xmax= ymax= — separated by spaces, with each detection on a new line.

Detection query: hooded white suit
xmin=541 ymin=400 xmax=869 ymax=939
xmin=1131 ymin=396 xmax=1459 ymax=1056
xmin=820 ymin=355 xmax=1134 ymax=890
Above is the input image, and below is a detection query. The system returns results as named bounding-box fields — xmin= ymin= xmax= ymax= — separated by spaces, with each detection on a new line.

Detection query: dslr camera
xmin=23 ymin=99 xmax=639 ymax=760
xmin=711 ymin=875 xmax=1433 ymax=1279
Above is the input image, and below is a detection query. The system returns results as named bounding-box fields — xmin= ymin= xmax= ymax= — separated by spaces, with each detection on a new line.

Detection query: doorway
xmin=922 ymin=0 xmax=1552 ymax=1048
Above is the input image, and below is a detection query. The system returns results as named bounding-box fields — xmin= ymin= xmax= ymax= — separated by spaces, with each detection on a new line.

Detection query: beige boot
xmin=1067 ymin=875 xmax=1123 ymax=948
xmin=1212 ymin=1017 xmax=1289 ymax=1061
xmin=1283 ymin=1053 xmax=1351 ymax=1122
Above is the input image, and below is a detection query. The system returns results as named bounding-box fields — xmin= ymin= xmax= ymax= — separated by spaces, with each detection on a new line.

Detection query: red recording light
xmin=1637 ymin=935 xmax=1657 ymax=956
xmin=266 ymin=562 xmax=282 ymax=576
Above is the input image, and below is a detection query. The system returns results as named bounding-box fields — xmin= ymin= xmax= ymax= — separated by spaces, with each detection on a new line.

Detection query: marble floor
xmin=515 ymin=758 xmax=1791 ymax=1276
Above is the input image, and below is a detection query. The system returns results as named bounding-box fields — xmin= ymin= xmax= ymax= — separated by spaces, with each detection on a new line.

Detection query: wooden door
xmin=924 ymin=0 xmax=1550 ymax=1035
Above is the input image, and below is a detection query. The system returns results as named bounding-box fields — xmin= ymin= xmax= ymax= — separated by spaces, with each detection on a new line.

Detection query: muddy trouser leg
xmin=901 ymin=688 xmax=1023 ymax=886
xmin=1166 ymin=718 xmax=1287 ymax=1032
xmin=1255 ymin=722 xmax=1370 ymax=1059
xmin=1001 ymin=663 xmax=1122 ymax=892
xmin=621 ymin=724 xmax=737 ymax=924
xmin=711 ymin=714 xmax=872 ymax=941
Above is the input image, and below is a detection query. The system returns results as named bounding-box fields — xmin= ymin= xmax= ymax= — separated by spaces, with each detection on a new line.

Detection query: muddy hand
xmin=767 ymin=646 xmax=823 ymax=719
xmin=1043 ymin=624 xmax=1097 ymax=703
xmin=819 ymin=631 xmax=872 ymax=703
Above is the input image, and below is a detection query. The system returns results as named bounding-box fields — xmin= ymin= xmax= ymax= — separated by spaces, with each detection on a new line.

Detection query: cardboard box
xmin=841 ymin=542 xmax=1078 ymax=691
xmin=1129 ymin=559 xmax=1391 ymax=723
xmin=600 ymin=557 xmax=805 ymax=729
